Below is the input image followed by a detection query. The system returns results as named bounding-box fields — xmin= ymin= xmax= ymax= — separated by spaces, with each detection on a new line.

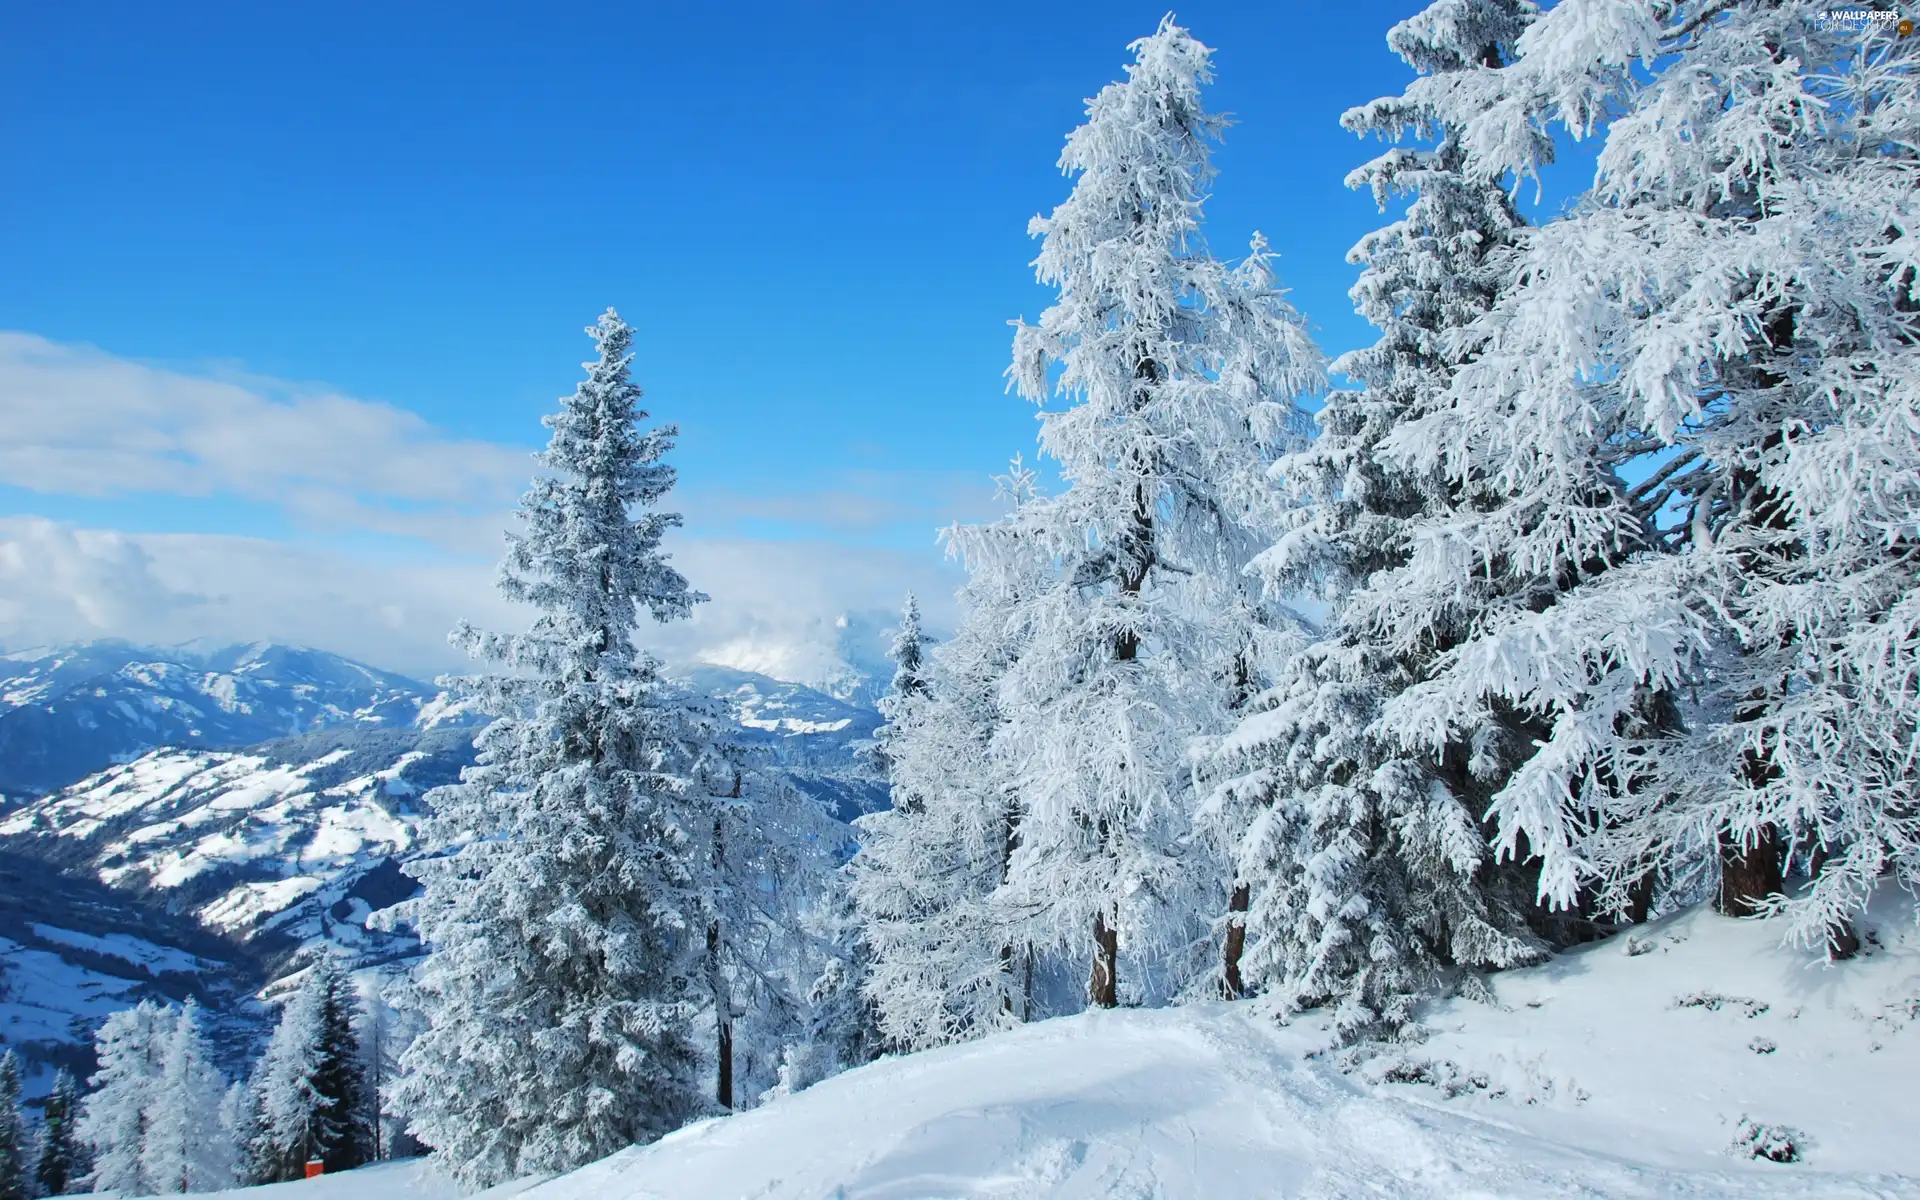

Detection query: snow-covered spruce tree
xmin=855 ymin=471 xmax=1055 ymax=1046
xmin=141 ymin=1000 xmax=237 ymax=1193
xmin=35 ymin=1068 xmax=83 ymax=1198
xmin=392 ymin=309 xmax=710 ymax=1188
xmin=1388 ymin=0 xmax=1920 ymax=953
xmin=993 ymin=17 xmax=1324 ymax=1006
xmin=357 ymin=974 xmax=414 ymax=1162
xmin=1198 ymin=0 xmax=1548 ymax=1039
xmin=251 ymin=959 xmax=372 ymax=1181
xmin=864 ymin=594 xmax=927 ymax=781
xmin=0 ymin=1052 xmax=22 ymax=1200
xmin=79 ymin=999 xmax=175 ymax=1194
xmin=887 ymin=594 xmax=927 ymax=706
xmin=367 ymin=977 xmax=427 ymax=1163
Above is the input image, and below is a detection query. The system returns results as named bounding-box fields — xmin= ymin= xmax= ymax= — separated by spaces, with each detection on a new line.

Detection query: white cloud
xmin=0 ymin=331 xmax=532 ymax=550
xmin=0 ymin=333 xmax=978 ymax=682
xmin=0 ymin=518 xmax=960 ymax=682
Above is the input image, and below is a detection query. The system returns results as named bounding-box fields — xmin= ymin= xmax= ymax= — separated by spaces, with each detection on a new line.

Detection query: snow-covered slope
xmin=0 ymin=641 xmax=443 ymax=800
xmin=0 ymin=726 xmax=477 ymax=957
xmin=0 ymin=847 xmax=259 ymax=1094
xmin=69 ymin=900 xmax=1920 ymax=1198
xmin=1363 ymin=892 xmax=1920 ymax=1176
xmin=516 ymin=900 xmax=1915 ymax=1198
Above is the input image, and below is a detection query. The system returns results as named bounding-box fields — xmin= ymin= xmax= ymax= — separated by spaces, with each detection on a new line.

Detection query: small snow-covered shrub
xmin=1731 ymin=1117 xmax=1806 ymax=1164
xmin=1674 ymin=992 xmax=1769 ymax=1018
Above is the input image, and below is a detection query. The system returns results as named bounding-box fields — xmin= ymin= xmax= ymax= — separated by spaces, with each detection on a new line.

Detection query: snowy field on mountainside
xmin=125 ymin=898 xmax=1920 ymax=1200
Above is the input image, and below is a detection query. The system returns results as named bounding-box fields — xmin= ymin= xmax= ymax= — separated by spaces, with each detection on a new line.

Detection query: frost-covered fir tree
xmin=1387 ymin=0 xmax=1920 ymax=953
xmin=356 ymin=976 xmax=403 ymax=1162
xmin=864 ymin=594 xmax=927 ymax=776
xmin=250 ymin=960 xmax=372 ymax=1181
xmin=79 ymin=1000 xmax=175 ymax=1195
xmin=767 ymin=875 xmax=879 ymax=1096
xmin=0 ymin=1052 xmax=22 ymax=1200
xmin=367 ymin=977 xmax=427 ymax=1163
xmin=855 ymin=467 xmax=1058 ymax=1046
xmin=992 ymin=17 xmax=1324 ymax=1006
xmin=887 ymin=595 xmax=926 ymax=705
xmin=142 ymin=1000 xmax=237 ymax=1193
xmin=216 ymin=1082 xmax=253 ymax=1186
xmin=1200 ymin=0 xmax=1548 ymax=1038
xmin=775 ymin=595 xmax=924 ymax=1076
xmin=393 ymin=310 xmax=711 ymax=1188
xmin=35 ymin=1068 xmax=83 ymax=1198
xmin=688 ymin=723 xmax=840 ymax=1110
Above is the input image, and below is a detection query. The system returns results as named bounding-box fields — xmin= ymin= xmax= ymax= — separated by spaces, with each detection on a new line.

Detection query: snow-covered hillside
xmin=0 ymin=643 xmax=885 ymax=1082
xmin=181 ymin=897 xmax=1914 ymax=1199
xmin=0 ymin=847 xmax=259 ymax=1094
xmin=682 ymin=664 xmax=886 ymax=821
xmin=0 ymin=667 xmax=878 ymax=970
xmin=0 ymin=726 xmax=475 ymax=956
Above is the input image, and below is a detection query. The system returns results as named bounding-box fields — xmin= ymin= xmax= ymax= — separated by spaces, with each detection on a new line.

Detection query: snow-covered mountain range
xmin=0 ymin=641 xmax=447 ymax=802
xmin=0 ymin=639 xmax=888 ymax=1092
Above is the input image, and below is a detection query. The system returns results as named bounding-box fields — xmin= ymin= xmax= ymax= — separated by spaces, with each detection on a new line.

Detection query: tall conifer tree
xmin=1383 ymin=0 xmax=1920 ymax=953
xmin=988 ymin=17 xmax=1324 ymax=1007
xmin=79 ymin=1000 xmax=174 ymax=1195
xmin=142 ymin=1000 xmax=237 ymax=1193
xmin=1201 ymin=0 xmax=1548 ymax=1038
xmin=394 ymin=310 xmax=711 ymax=1187
xmin=35 ymin=1068 xmax=83 ymax=1197
xmin=856 ymin=467 xmax=1056 ymax=1046
xmin=251 ymin=960 xmax=373 ymax=1180
xmin=0 ymin=1052 xmax=22 ymax=1200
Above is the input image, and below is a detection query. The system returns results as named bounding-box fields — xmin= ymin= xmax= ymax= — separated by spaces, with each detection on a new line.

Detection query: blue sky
xmin=0 ymin=0 xmax=1538 ymax=677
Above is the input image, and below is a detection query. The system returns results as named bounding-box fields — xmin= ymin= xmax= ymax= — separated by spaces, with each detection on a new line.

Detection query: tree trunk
xmin=1221 ymin=882 xmax=1250 ymax=999
xmin=710 ymin=775 xmax=739 ymax=1109
xmin=708 ymin=915 xmax=732 ymax=1109
xmin=1717 ymin=825 xmax=1783 ymax=916
xmin=1089 ymin=908 xmax=1119 ymax=1008
xmin=1807 ymin=841 xmax=1862 ymax=960
xmin=1023 ymin=946 xmax=1035 ymax=1022
xmin=715 ymin=983 xmax=735 ymax=1111
xmin=999 ymin=795 xmax=1023 ymax=1017
xmin=1624 ymin=869 xmax=1657 ymax=926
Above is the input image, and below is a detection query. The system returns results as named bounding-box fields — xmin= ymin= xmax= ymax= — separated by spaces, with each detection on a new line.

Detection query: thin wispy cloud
xmin=0 ymin=332 xmax=534 ymax=549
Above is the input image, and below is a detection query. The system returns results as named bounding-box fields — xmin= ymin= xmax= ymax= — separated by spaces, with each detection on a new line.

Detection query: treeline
xmin=0 ymin=958 xmax=404 ymax=1196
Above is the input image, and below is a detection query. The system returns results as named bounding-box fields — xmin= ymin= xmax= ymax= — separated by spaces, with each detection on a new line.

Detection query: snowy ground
xmin=98 ymin=898 xmax=1920 ymax=1199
